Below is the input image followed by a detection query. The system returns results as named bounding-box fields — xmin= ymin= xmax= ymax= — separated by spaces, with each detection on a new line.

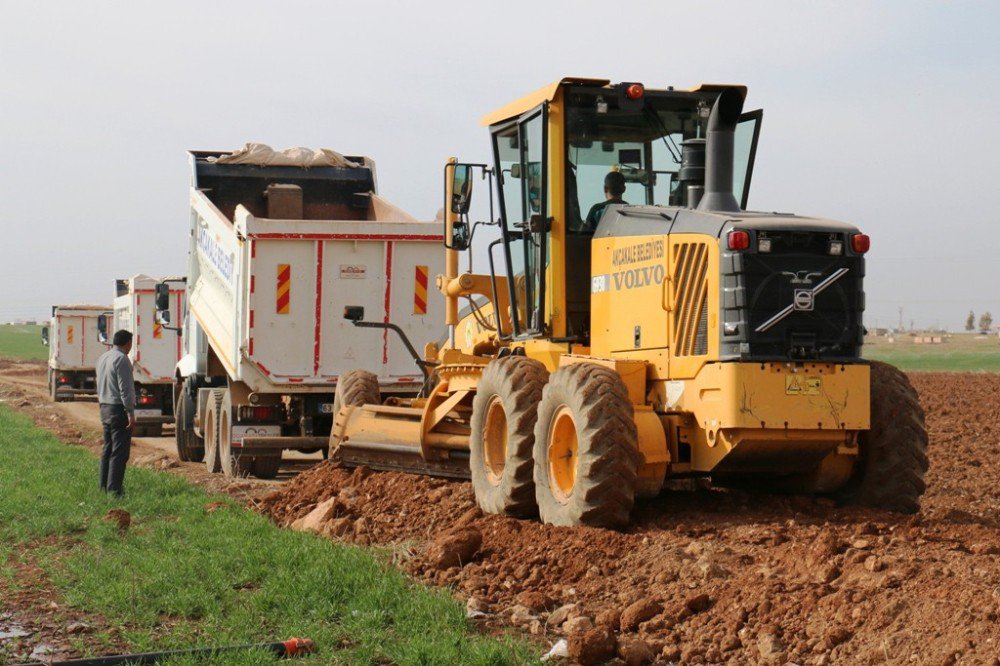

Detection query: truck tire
xmin=333 ymin=369 xmax=381 ymax=416
xmin=219 ymin=390 xmax=253 ymax=478
xmin=469 ymin=356 xmax=547 ymax=517
xmin=203 ymin=389 xmax=225 ymax=474
xmin=49 ymin=371 xmax=64 ymax=403
xmin=144 ymin=423 xmax=163 ymax=438
xmin=253 ymin=454 xmax=282 ymax=479
xmin=174 ymin=380 xmax=204 ymax=463
xmin=837 ymin=361 xmax=929 ymax=513
xmin=533 ymin=363 xmax=640 ymax=529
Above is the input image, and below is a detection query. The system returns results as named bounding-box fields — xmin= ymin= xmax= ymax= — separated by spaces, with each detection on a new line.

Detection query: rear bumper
xmin=238 ymin=436 xmax=328 ymax=452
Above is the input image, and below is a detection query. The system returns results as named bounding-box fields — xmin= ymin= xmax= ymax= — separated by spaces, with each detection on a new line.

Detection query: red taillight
xmin=851 ymin=233 xmax=870 ymax=254
xmin=727 ymin=230 xmax=750 ymax=251
xmin=58 ymin=375 xmax=70 ymax=384
xmin=626 ymin=83 xmax=645 ymax=100
xmin=138 ymin=395 xmax=156 ymax=406
xmin=238 ymin=405 xmax=282 ymax=422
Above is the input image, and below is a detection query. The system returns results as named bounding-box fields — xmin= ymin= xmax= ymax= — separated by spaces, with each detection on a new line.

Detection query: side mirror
xmin=97 ymin=314 xmax=109 ymax=344
xmin=154 ymin=282 xmax=170 ymax=311
xmin=41 ymin=326 xmax=49 ymax=346
xmin=156 ymin=309 xmax=171 ymax=325
xmin=450 ymin=164 xmax=473 ymax=215
xmin=343 ymin=305 xmax=365 ymax=322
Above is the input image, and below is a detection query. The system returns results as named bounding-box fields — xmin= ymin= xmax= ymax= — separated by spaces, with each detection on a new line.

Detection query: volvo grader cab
xmin=331 ymin=77 xmax=928 ymax=528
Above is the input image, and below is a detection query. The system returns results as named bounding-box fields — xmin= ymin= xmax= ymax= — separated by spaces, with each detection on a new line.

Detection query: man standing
xmin=96 ymin=330 xmax=136 ymax=497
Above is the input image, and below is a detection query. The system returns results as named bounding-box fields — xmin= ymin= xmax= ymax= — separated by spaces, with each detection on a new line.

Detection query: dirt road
xmin=0 ymin=360 xmax=318 ymax=495
xmin=3 ymin=359 xmax=999 ymax=664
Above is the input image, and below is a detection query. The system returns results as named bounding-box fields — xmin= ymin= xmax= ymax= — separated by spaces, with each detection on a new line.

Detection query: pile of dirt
xmin=257 ymin=373 xmax=1000 ymax=664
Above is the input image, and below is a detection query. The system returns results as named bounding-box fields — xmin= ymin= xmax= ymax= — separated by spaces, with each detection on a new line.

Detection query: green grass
xmin=0 ymin=324 xmax=47 ymax=361
xmin=0 ymin=405 xmax=533 ymax=665
xmin=864 ymin=333 xmax=1000 ymax=372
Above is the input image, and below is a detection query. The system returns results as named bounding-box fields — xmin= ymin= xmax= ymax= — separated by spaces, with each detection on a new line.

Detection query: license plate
xmin=231 ymin=424 xmax=282 ymax=446
xmin=785 ymin=375 xmax=822 ymax=396
xmin=319 ymin=403 xmax=335 ymax=414
xmin=135 ymin=409 xmax=161 ymax=418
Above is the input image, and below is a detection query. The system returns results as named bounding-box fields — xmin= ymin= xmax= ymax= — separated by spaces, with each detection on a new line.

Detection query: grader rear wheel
xmin=203 ymin=389 xmax=224 ymax=474
xmin=533 ymin=363 xmax=640 ymax=529
xmin=469 ymin=356 xmax=548 ymax=517
xmin=837 ymin=361 xmax=929 ymax=513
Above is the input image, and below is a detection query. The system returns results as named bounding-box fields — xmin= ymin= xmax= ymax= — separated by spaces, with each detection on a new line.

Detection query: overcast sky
xmin=2 ymin=1 xmax=998 ymax=330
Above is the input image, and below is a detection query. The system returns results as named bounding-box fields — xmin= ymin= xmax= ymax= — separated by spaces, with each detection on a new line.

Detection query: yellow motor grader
xmin=331 ymin=78 xmax=928 ymax=528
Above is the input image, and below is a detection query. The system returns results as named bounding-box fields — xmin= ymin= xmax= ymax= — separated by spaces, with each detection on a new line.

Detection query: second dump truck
xmin=159 ymin=145 xmax=444 ymax=478
xmin=99 ymin=275 xmax=187 ymax=436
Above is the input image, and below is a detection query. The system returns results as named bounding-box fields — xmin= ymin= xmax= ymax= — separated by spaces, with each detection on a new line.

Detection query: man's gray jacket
xmin=96 ymin=347 xmax=135 ymax=415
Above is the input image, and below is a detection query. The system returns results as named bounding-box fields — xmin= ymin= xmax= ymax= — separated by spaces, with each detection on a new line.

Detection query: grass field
xmin=0 ymin=324 xmax=47 ymax=362
xmin=863 ymin=333 xmax=1000 ymax=372
xmin=0 ymin=405 xmax=532 ymax=665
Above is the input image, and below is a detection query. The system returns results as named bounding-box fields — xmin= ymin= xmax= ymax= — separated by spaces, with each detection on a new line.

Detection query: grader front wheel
xmin=533 ymin=363 xmax=640 ymax=529
xmin=469 ymin=357 xmax=548 ymax=517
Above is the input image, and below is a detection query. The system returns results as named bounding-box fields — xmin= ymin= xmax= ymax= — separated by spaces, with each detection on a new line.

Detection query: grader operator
xmin=330 ymin=78 xmax=928 ymax=528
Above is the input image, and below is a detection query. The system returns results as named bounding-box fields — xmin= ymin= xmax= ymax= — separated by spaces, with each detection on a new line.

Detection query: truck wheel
xmin=175 ymin=379 xmax=204 ymax=463
xmin=49 ymin=371 xmax=64 ymax=403
xmin=252 ymin=454 xmax=282 ymax=479
xmin=837 ymin=361 xmax=929 ymax=513
xmin=333 ymin=369 xmax=381 ymax=416
xmin=203 ymin=389 xmax=225 ymax=474
xmin=144 ymin=423 xmax=163 ymax=438
xmin=219 ymin=390 xmax=253 ymax=478
xmin=533 ymin=363 xmax=640 ymax=529
xmin=469 ymin=357 xmax=547 ymax=517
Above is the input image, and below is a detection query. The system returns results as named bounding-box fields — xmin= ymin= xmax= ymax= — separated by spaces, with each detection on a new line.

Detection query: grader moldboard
xmin=331 ymin=78 xmax=928 ymax=528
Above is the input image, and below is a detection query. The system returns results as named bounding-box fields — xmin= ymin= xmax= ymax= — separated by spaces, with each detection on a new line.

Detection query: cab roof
xmin=479 ymin=77 xmax=748 ymax=127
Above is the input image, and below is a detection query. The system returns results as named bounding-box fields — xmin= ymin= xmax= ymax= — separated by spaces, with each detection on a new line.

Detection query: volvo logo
xmin=756 ymin=268 xmax=850 ymax=333
xmin=781 ymin=270 xmax=823 ymax=285
xmin=793 ymin=289 xmax=814 ymax=311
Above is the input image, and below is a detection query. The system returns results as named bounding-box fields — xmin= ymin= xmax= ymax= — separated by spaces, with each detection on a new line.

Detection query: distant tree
xmin=966 ymin=311 xmax=976 ymax=332
xmin=979 ymin=312 xmax=993 ymax=333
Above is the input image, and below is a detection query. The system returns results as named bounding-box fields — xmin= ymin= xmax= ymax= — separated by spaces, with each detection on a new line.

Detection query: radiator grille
xmin=672 ymin=241 xmax=710 ymax=356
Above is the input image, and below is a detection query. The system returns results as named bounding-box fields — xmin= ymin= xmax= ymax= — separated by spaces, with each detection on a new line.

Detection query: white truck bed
xmin=47 ymin=305 xmax=109 ymax=371
xmin=114 ymin=275 xmax=186 ymax=384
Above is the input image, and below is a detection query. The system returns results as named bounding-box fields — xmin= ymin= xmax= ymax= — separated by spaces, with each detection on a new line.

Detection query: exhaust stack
xmin=697 ymin=88 xmax=745 ymax=213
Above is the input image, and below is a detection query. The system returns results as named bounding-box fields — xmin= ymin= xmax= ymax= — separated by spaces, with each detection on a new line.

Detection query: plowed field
xmin=258 ymin=373 xmax=1000 ymax=665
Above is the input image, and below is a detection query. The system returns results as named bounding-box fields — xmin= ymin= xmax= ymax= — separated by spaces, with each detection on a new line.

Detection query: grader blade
xmin=334 ymin=439 xmax=471 ymax=479
xmin=330 ymin=403 xmax=472 ymax=480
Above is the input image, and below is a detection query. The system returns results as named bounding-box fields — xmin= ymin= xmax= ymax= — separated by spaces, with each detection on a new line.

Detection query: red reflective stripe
xmin=249 ymin=232 xmax=443 ymax=242
xmin=314 ymin=242 xmax=324 ymax=376
xmin=382 ymin=242 xmax=393 ymax=364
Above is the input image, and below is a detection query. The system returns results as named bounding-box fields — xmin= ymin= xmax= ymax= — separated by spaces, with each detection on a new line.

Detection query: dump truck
xmin=42 ymin=305 xmax=110 ymax=402
xmin=158 ymin=145 xmax=444 ymax=478
xmin=330 ymin=77 xmax=929 ymax=528
xmin=101 ymin=275 xmax=187 ymax=436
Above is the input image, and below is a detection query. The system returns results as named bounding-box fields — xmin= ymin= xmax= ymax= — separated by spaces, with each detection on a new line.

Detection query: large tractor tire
xmin=203 ymin=389 xmax=225 ymax=474
xmin=837 ymin=361 xmax=929 ymax=513
xmin=469 ymin=356 xmax=548 ymax=517
xmin=332 ymin=369 xmax=381 ymax=416
xmin=174 ymin=379 xmax=204 ymax=463
xmin=533 ymin=363 xmax=640 ymax=529
xmin=219 ymin=390 xmax=253 ymax=478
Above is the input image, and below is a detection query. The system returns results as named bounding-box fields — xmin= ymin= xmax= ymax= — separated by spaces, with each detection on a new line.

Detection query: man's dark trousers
xmin=99 ymin=404 xmax=131 ymax=496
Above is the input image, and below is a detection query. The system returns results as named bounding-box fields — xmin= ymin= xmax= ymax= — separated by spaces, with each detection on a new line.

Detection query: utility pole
xmin=898 ymin=307 xmax=903 ymax=332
